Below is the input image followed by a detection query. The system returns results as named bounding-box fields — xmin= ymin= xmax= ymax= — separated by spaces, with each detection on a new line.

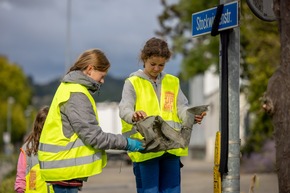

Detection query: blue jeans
xmin=133 ymin=153 xmax=181 ymax=193
xmin=52 ymin=185 xmax=79 ymax=193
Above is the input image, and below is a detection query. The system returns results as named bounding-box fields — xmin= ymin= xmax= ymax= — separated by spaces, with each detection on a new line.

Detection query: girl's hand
xmin=132 ymin=111 xmax=147 ymax=122
xmin=194 ymin=112 xmax=207 ymax=124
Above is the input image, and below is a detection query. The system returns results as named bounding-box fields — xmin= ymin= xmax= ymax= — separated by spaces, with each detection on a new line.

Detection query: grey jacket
xmin=119 ymin=69 xmax=189 ymax=124
xmin=60 ymin=70 xmax=127 ymax=151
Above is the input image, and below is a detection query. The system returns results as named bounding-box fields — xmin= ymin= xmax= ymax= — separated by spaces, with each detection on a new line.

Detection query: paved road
xmin=81 ymin=158 xmax=278 ymax=193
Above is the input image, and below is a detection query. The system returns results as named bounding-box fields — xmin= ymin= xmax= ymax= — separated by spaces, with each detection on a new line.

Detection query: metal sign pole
xmin=191 ymin=1 xmax=240 ymax=192
xmin=219 ymin=0 xmax=240 ymax=193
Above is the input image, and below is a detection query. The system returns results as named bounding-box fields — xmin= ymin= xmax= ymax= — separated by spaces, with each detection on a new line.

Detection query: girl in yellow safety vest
xmin=15 ymin=106 xmax=54 ymax=193
xmin=38 ymin=49 xmax=144 ymax=193
xmin=119 ymin=37 xmax=206 ymax=193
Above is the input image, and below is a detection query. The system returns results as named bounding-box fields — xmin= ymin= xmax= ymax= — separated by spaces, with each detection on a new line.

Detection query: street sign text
xmin=192 ymin=1 xmax=239 ymax=37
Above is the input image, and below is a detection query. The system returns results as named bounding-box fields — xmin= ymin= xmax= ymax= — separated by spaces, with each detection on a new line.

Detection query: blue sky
xmin=0 ymin=0 xmax=181 ymax=84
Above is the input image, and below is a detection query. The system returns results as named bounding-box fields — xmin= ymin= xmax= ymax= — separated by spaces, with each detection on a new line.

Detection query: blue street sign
xmin=192 ymin=1 xmax=239 ymax=37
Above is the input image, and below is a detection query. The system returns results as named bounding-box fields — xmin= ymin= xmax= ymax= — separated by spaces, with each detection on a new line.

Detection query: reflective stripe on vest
xmin=38 ymin=83 xmax=107 ymax=181
xmin=121 ymin=75 xmax=188 ymax=162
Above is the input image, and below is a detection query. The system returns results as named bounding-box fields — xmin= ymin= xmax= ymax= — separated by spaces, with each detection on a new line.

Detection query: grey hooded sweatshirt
xmin=60 ymin=70 xmax=128 ymax=151
xmin=119 ymin=69 xmax=189 ymax=125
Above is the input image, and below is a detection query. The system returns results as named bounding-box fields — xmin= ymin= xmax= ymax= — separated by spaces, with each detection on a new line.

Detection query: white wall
xmin=188 ymin=67 xmax=248 ymax=161
xmin=188 ymin=74 xmax=206 ymax=147
xmin=97 ymin=102 xmax=122 ymax=134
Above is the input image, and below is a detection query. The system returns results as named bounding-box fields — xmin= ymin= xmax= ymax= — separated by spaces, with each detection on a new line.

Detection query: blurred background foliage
xmin=0 ymin=56 xmax=34 ymax=148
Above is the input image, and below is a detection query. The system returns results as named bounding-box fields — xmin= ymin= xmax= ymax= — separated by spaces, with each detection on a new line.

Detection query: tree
xmin=0 ymin=55 xmax=33 ymax=151
xmin=262 ymin=0 xmax=290 ymax=192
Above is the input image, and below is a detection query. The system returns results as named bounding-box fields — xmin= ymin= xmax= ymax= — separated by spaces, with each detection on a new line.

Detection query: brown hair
xmin=68 ymin=49 xmax=110 ymax=73
xmin=140 ymin=37 xmax=172 ymax=62
xmin=24 ymin=106 xmax=49 ymax=156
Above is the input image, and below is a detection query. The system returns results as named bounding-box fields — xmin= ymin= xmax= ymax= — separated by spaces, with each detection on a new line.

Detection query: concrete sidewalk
xmin=81 ymin=158 xmax=278 ymax=193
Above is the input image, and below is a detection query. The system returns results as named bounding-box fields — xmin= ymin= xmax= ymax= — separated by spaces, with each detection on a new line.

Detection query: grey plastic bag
xmin=133 ymin=116 xmax=186 ymax=152
xmin=133 ymin=105 xmax=209 ymax=153
xmin=182 ymin=104 xmax=209 ymax=129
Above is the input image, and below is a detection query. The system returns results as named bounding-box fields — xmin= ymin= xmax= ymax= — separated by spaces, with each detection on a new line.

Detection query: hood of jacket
xmin=62 ymin=70 xmax=101 ymax=94
xmin=129 ymin=69 xmax=167 ymax=81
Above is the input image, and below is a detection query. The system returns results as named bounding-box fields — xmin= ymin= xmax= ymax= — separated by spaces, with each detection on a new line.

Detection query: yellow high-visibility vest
xmin=38 ymin=83 xmax=107 ymax=181
xmin=21 ymin=145 xmax=54 ymax=193
xmin=122 ymin=74 xmax=188 ymax=162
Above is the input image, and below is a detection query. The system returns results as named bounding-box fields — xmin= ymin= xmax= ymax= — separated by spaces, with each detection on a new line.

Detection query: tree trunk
xmin=263 ymin=0 xmax=290 ymax=192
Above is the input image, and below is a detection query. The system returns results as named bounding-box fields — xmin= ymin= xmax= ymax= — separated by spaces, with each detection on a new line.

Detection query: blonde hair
xmin=68 ymin=49 xmax=110 ymax=73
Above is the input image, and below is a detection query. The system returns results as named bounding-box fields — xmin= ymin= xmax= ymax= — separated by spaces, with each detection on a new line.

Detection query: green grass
xmin=0 ymin=174 xmax=16 ymax=193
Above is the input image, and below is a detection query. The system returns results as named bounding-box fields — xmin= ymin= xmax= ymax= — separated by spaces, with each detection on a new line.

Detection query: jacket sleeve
xmin=177 ymin=87 xmax=189 ymax=122
xmin=119 ymin=79 xmax=136 ymax=124
xmin=14 ymin=151 xmax=26 ymax=193
xmin=61 ymin=92 xmax=128 ymax=150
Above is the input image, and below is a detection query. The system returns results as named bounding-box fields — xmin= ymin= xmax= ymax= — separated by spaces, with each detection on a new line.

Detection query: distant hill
xmin=31 ymin=74 xmax=188 ymax=108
